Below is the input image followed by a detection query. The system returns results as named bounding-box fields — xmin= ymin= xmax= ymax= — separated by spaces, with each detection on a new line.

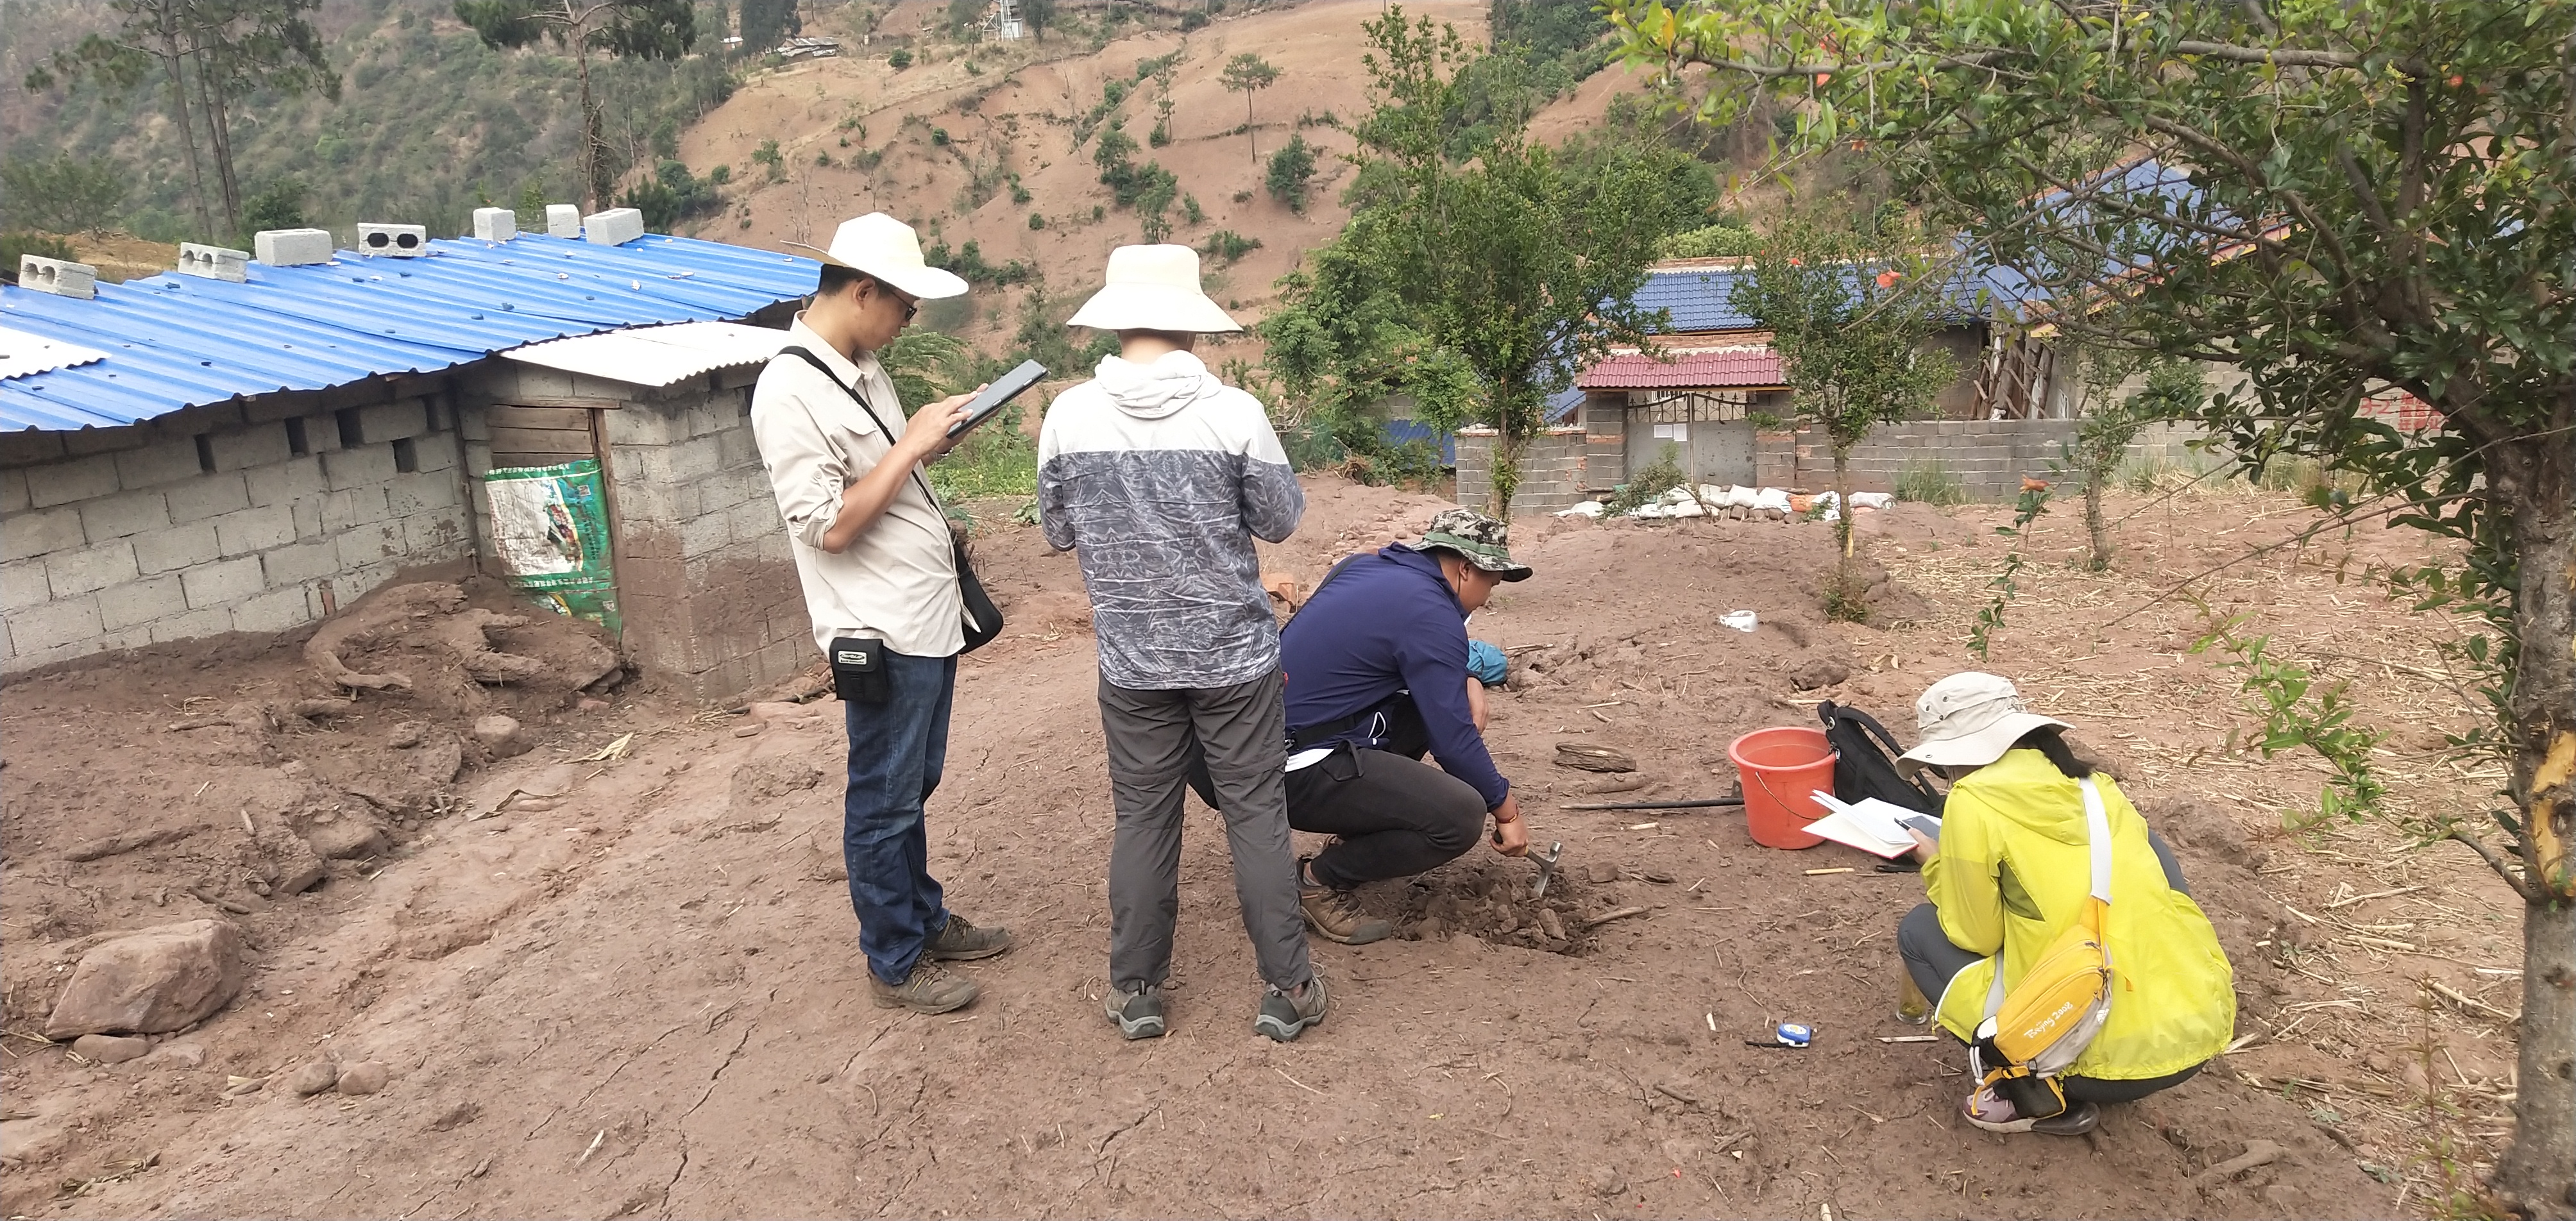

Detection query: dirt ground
xmin=0 ymin=473 xmax=2528 ymax=1218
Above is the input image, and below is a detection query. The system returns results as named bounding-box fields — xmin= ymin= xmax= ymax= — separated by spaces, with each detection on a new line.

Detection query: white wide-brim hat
xmin=1065 ymin=244 xmax=1242 ymax=333
xmin=788 ymin=213 xmax=968 ymax=301
xmin=1896 ymin=671 xmax=2072 ymax=777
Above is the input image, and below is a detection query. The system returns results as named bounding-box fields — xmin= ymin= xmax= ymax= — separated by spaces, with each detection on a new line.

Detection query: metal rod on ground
xmin=1557 ymin=797 xmax=1747 ymax=811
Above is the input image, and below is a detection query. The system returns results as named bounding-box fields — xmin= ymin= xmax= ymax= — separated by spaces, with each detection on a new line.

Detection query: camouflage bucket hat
xmin=1416 ymin=509 xmax=1533 ymax=582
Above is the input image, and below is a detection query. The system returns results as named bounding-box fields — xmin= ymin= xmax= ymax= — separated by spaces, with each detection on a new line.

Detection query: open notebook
xmin=1803 ymin=791 xmax=1942 ymax=859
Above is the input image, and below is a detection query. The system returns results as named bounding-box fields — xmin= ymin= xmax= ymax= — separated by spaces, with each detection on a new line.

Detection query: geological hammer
xmin=1528 ymin=841 xmax=1564 ymax=899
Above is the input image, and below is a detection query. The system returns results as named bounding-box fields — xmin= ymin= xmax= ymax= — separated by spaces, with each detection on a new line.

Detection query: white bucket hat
xmin=1896 ymin=671 xmax=2072 ymax=777
xmin=1065 ymin=244 xmax=1242 ymax=333
xmin=788 ymin=213 xmax=968 ymax=301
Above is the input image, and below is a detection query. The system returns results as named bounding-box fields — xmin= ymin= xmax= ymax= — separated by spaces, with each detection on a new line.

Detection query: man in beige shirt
xmin=750 ymin=214 xmax=1013 ymax=1014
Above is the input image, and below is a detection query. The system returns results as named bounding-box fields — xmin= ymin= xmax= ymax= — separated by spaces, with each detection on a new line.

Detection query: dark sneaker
xmin=1298 ymin=859 xmax=1393 ymax=945
xmin=869 ymin=961 xmax=978 ymax=1015
xmin=926 ymin=913 xmax=1015 ymax=961
xmin=1103 ymin=984 xmax=1167 ymax=1040
xmin=1253 ymin=972 xmax=1328 ymax=1042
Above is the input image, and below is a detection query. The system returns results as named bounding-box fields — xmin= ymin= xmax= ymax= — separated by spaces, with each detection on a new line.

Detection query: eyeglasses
xmin=895 ymin=294 xmax=920 ymax=325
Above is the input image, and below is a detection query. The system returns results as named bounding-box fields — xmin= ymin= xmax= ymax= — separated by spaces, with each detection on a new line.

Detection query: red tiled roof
xmin=1577 ymin=347 xmax=1786 ymax=390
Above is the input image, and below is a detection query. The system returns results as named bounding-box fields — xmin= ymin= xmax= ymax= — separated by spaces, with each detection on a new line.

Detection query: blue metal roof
xmin=0 ymin=233 xmax=820 ymax=432
xmin=1631 ymin=262 xmax=2002 ymax=336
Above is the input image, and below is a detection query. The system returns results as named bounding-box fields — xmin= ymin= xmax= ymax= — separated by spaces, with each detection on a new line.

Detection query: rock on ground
xmin=289 ymin=1060 xmax=341 ymax=1096
xmin=69 ymin=1034 xmax=150 ymax=1064
xmin=335 ymin=1061 xmax=389 ymax=1095
xmin=473 ymin=714 xmax=527 ymax=759
xmin=300 ymin=814 xmax=389 ymax=861
xmin=42 ymin=919 xmax=248 ymax=1040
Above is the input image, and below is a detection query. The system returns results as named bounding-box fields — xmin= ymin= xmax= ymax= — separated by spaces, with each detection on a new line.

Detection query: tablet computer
xmin=947 ymin=360 xmax=1049 ymax=439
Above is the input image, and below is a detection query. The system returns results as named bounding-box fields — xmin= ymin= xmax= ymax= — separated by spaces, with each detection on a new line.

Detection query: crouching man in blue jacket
xmin=1269 ymin=509 xmax=1535 ymax=944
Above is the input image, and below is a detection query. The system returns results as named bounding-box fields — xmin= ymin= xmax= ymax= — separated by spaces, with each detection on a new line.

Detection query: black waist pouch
xmin=829 ymin=636 xmax=890 ymax=705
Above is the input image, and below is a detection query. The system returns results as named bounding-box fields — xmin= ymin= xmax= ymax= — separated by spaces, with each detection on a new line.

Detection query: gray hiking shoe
xmin=869 ymin=961 xmax=979 ymax=1015
xmin=1299 ymin=856 xmax=1393 ymax=945
xmin=1103 ymin=984 xmax=1168 ymax=1040
xmin=926 ymin=913 xmax=1015 ymax=961
xmin=1253 ymin=972 xmax=1328 ymax=1042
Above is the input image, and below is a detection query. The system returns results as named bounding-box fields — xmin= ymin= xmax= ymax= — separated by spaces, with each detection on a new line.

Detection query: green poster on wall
xmin=483 ymin=458 xmax=622 ymax=636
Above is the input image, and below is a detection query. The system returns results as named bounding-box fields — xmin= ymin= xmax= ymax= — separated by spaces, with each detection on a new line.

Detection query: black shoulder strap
xmin=770 ymin=345 xmax=942 ymax=510
xmin=1827 ymin=702 xmax=1914 ymax=761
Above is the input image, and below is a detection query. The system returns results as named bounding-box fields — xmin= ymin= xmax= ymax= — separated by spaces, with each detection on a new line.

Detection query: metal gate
xmin=1626 ymin=392 xmax=1757 ymax=485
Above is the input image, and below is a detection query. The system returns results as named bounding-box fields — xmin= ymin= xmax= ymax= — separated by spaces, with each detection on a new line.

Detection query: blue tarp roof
xmin=1 ymin=233 xmax=821 ymax=433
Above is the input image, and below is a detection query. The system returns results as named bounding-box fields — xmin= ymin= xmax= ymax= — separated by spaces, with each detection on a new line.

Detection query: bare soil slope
xmin=677 ymin=0 xmax=1636 ymax=343
xmin=0 ymin=476 xmax=2521 ymax=1218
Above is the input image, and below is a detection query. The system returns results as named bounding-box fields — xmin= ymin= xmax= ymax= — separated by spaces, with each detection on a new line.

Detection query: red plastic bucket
xmin=1727 ymin=727 xmax=1836 ymax=850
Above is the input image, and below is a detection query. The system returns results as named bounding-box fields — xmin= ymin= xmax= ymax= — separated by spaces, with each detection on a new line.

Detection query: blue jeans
xmin=842 ymin=647 xmax=957 ymax=985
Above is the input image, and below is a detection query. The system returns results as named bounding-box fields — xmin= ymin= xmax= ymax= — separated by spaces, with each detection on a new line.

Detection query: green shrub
xmin=1264 ymin=135 xmax=1316 ymax=212
xmin=1894 ymin=459 xmax=1968 ymax=506
xmin=0 ymin=232 xmax=77 ymax=283
xmin=889 ymin=48 xmax=913 ymax=69
xmin=1197 ymin=229 xmax=1261 ymax=264
xmin=1606 ymin=444 xmax=1687 ymax=515
xmin=1654 ymin=221 xmax=1760 ymax=260
xmin=1028 ymin=212 xmax=1046 ymax=229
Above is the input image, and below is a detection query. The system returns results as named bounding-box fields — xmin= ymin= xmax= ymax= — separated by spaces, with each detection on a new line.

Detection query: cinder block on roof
xmin=18 ymin=256 xmax=97 ymax=300
xmin=471 ymin=207 xmax=518 ymax=242
xmin=356 ymin=223 xmax=430 ymax=258
xmin=255 ymin=228 xmax=335 ymax=267
xmin=582 ymin=208 xmax=647 ymax=246
xmin=547 ymin=204 xmax=582 ymax=239
xmin=178 ymin=243 xmax=250 ymax=283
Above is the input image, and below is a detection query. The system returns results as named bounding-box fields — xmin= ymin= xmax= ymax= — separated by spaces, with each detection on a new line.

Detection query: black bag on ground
xmin=1817 ymin=700 xmax=1946 ymax=814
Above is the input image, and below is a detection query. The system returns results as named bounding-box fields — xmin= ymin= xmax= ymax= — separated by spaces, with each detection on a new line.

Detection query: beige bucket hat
xmin=1065 ymin=244 xmax=1243 ymax=333
xmin=788 ymin=213 xmax=969 ymax=300
xmin=1896 ymin=671 xmax=2072 ymax=777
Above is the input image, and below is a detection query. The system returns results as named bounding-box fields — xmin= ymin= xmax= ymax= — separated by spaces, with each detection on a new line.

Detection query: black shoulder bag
xmin=1816 ymin=699 xmax=1947 ymax=814
xmin=773 ymin=347 xmax=1003 ymax=654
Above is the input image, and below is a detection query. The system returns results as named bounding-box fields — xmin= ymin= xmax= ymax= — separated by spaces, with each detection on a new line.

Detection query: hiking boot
xmin=869 ymin=961 xmax=979 ymax=1015
xmin=1103 ymin=984 xmax=1167 ymax=1040
xmin=1962 ymin=1085 xmax=2099 ymax=1136
xmin=926 ymin=913 xmax=1015 ymax=961
xmin=1298 ymin=857 xmax=1393 ymax=945
xmin=1253 ymin=972 xmax=1328 ymax=1042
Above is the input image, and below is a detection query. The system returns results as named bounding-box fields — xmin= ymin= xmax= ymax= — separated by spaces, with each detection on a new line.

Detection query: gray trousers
xmin=1099 ymin=669 xmax=1313 ymax=994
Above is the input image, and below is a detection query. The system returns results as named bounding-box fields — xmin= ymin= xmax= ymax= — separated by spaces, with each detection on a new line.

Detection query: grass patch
xmin=1894 ymin=459 xmax=1967 ymax=506
xmin=928 ymin=415 xmax=1038 ymax=501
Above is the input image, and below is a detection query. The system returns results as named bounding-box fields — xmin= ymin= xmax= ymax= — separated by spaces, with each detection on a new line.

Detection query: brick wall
xmin=459 ymin=363 xmax=808 ymax=701
xmin=1749 ymin=420 xmax=2208 ymax=501
xmin=1453 ymin=426 xmax=1588 ymax=515
xmin=2 ymin=382 xmax=474 ymax=673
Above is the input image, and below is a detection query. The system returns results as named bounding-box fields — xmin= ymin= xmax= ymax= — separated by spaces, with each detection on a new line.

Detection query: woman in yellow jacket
xmin=1894 ymin=672 xmax=2235 ymax=1136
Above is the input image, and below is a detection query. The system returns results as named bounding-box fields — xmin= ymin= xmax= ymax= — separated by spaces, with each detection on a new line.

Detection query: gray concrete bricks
xmin=356 ymin=400 xmax=429 ymax=444
xmin=115 ymin=438 xmax=205 ymax=490
xmin=26 ymin=454 xmax=119 ymax=507
xmin=4 ymin=396 xmax=475 ymax=673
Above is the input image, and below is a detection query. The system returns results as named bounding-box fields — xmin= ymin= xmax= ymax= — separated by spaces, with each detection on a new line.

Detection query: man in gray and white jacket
xmin=1038 ymin=244 xmax=1323 ymax=1043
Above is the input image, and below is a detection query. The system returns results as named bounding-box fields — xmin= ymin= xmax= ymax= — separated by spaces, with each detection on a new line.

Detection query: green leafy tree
xmin=2068 ymin=351 xmax=2205 ymax=571
xmin=1 ymin=232 xmax=80 ymax=282
xmin=1611 ymin=0 xmax=2575 ymax=1204
xmin=453 ymin=0 xmax=696 ymax=210
xmin=0 ymin=153 xmax=130 ymax=235
xmin=241 ymin=176 xmax=307 ymax=232
xmin=1021 ymin=0 xmax=1055 ymax=40
xmin=24 ymin=0 xmax=337 ymax=240
xmin=1265 ymin=6 xmax=1704 ymax=512
xmin=1731 ymin=213 xmax=1954 ymax=614
xmin=737 ymin=0 xmax=797 ymax=53
xmin=1264 ymin=133 xmax=1314 ymax=212
xmin=1654 ymin=219 xmax=1757 ymax=260
xmin=1219 ymin=52 xmax=1279 ymax=161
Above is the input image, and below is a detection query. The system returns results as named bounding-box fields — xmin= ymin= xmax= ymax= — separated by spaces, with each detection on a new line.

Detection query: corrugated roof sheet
xmin=0 ymin=326 xmax=106 ymax=380
xmin=1631 ymin=260 xmax=2001 ymax=336
xmin=0 ymin=233 xmax=819 ymax=433
xmin=1579 ymin=348 xmax=1786 ymax=390
xmin=505 ymin=320 xmax=791 ymax=387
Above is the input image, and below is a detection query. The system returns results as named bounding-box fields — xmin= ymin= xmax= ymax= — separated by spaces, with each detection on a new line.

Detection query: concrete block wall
xmin=459 ymin=362 xmax=809 ymax=701
xmin=1749 ymin=419 xmax=2210 ymax=501
xmin=1580 ymin=396 xmax=1627 ymax=490
xmin=1453 ymin=426 xmax=1588 ymax=516
xmin=1 ymin=383 xmax=474 ymax=673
